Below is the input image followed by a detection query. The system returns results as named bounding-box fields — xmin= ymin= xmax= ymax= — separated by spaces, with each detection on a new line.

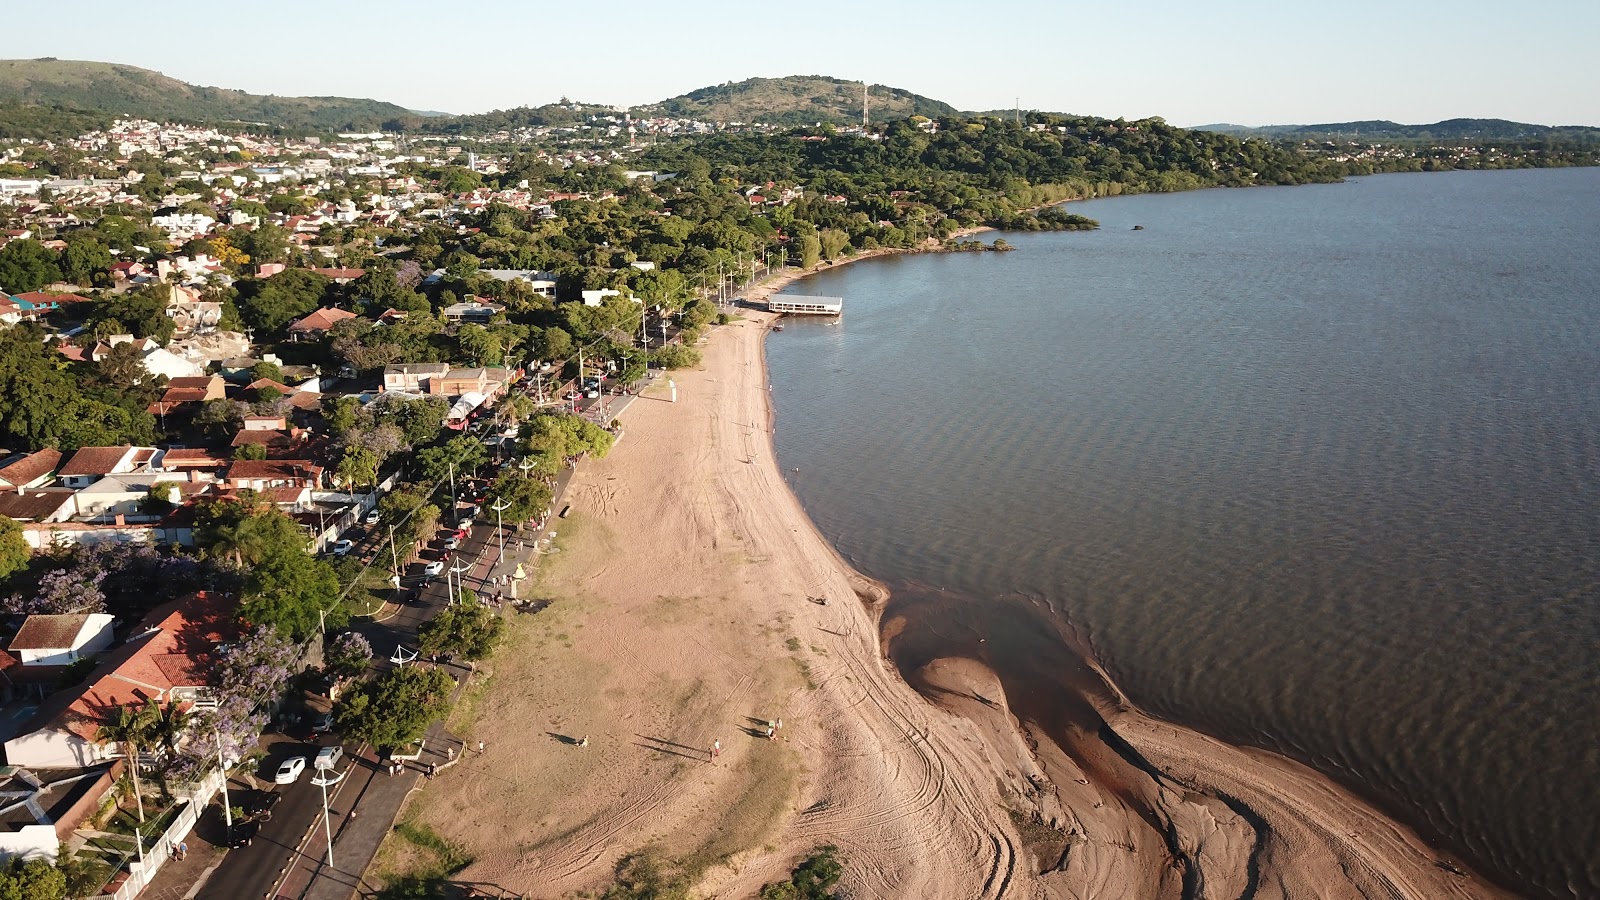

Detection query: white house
xmin=9 ymin=614 xmax=117 ymax=667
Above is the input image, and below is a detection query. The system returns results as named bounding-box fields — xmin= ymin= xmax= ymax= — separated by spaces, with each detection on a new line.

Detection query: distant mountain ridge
xmin=640 ymin=76 xmax=959 ymax=126
xmin=1195 ymin=118 xmax=1600 ymax=141
xmin=0 ymin=58 xmax=413 ymax=132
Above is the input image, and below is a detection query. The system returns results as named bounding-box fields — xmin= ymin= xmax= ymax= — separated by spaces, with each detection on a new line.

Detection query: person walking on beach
xmin=477 ymin=740 xmax=486 ymax=753
xmin=711 ymin=739 xmax=721 ymax=759
xmin=579 ymin=735 xmax=589 ymax=748
xmin=765 ymin=725 xmax=776 ymax=740
xmin=447 ymin=746 xmax=455 ymax=761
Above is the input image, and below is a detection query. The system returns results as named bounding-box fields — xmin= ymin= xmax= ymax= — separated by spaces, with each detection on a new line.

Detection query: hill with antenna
xmin=639 ymin=76 xmax=957 ymax=126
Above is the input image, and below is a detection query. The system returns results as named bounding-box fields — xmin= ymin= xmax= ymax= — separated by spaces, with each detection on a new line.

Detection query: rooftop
xmin=58 ymin=446 xmax=132 ymax=477
xmin=10 ymin=614 xmax=98 ymax=652
xmin=0 ymin=449 xmax=62 ymax=486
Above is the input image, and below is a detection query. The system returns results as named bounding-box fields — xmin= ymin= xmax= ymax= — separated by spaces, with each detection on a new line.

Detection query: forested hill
xmin=1196 ymin=118 xmax=1600 ymax=142
xmin=642 ymin=76 xmax=959 ymax=126
xmin=0 ymin=58 xmax=413 ymax=132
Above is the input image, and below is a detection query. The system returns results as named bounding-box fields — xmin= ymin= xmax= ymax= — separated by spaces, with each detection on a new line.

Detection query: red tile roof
xmin=0 ymin=448 xmax=62 ymax=485
xmin=10 ymin=614 xmax=95 ymax=651
xmin=286 ymin=307 xmax=357 ymax=334
xmin=59 ymin=446 xmax=132 ymax=477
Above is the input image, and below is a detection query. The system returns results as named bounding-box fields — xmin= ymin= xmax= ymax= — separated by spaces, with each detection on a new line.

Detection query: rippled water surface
xmin=765 ymin=169 xmax=1600 ymax=898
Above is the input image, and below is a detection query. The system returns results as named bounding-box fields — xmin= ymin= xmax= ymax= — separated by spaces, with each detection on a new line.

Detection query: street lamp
xmin=490 ymin=498 xmax=511 ymax=564
xmin=215 ymin=727 xmax=232 ymax=831
xmin=312 ymin=766 xmax=348 ymax=868
xmin=449 ymin=561 xmax=472 ymax=602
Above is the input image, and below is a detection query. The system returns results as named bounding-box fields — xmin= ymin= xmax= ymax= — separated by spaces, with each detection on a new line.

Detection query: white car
xmin=330 ymin=539 xmax=354 ymax=557
xmin=423 ymin=560 xmax=445 ymax=577
xmin=273 ymin=757 xmax=308 ymax=785
xmin=365 ymin=509 xmax=381 ymax=525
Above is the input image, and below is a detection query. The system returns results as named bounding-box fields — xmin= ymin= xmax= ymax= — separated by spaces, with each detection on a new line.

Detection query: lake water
xmin=765 ymin=169 xmax=1600 ymax=899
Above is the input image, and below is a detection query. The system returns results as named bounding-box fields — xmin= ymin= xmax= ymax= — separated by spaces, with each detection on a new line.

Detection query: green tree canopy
xmin=0 ymin=516 xmax=29 ymax=582
xmin=415 ymin=435 xmax=488 ymax=485
xmin=0 ymin=238 xmax=62 ymax=293
xmin=237 ymin=269 xmax=332 ymax=334
xmin=334 ymin=665 xmax=454 ymax=752
xmin=0 ymin=855 xmax=67 ymax=900
xmin=417 ymin=595 xmax=503 ymax=660
xmin=484 ymin=470 xmax=552 ymax=524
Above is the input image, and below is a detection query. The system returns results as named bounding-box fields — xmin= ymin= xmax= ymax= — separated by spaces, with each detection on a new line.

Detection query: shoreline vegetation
xmin=393 ymin=248 xmax=1516 ymax=898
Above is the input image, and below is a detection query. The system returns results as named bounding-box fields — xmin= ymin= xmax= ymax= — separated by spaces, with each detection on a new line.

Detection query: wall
xmin=3 ymin=731 xmax=107 ymax=769
xmin=0 ymin=825 xmax=58 ymax=863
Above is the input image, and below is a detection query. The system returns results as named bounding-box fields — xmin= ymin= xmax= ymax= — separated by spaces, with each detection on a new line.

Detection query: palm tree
xmin=98 ymin=702 xmax=160 ymax=826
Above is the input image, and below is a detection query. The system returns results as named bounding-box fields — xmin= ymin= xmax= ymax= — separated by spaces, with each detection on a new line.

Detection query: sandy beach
xmin=393 ymin=268 xmax=1516 ymax=898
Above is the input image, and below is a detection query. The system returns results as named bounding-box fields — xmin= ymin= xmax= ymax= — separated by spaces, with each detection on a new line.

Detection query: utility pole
xmin=216 ymin=727 xmax=233 ymax=830
xmin=389 ymin=524 xmax=400 ymax=584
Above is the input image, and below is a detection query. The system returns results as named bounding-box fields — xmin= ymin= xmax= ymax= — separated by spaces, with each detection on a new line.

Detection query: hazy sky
xmin=10 ymin=0 xmax=1598 ymax=126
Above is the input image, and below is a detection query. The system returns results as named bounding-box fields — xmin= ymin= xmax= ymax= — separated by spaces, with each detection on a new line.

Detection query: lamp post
xmin=490 ymin=498 xmax=510 ymax=564
xmin=216 ymin=727 xmax=232 ymax=831
xmin=449 ymin=561 xmax=472 ymax=602
xmin=314 ymin=767 xmax=347 ymax=867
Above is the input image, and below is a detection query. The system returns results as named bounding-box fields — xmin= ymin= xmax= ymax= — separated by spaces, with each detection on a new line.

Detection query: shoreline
xmin=395 ymin=248 xmax=1514 ymax=898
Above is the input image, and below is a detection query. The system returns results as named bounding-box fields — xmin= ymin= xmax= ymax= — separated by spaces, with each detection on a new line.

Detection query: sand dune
xmin=400 ymin=277 xmax=1513 ymax=899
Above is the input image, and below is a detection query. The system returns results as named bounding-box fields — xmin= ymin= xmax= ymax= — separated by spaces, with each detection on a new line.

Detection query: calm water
xmin=766 ymin=169 xmax=1600 ymax=899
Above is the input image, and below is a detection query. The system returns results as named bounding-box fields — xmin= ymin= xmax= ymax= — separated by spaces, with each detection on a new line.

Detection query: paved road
xmin=194 ymin=736 xmax=333 ymax=899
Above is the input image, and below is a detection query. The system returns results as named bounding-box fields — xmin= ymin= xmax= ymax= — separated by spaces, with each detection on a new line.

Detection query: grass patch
xmin=784 ymin=637 xmax=801 ymax=652
xmin=395 ymin=819 xmax=475 ymax=873
xmin=793 ymin=658 xmax=818 ymax=690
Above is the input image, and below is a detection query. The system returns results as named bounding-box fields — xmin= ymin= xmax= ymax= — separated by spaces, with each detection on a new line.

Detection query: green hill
xmin=0 ymin=58 xmax=414 ymax=132
xmin=641 ymin=76 xmax=958 ymax=126
xmin=1196 ymin=118 xmax=1600 ymax=142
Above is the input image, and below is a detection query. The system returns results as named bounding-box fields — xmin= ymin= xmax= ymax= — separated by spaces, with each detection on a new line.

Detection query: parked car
xmin=273 ymin=757 xmax=308 ymax=785
xmin=314 ymin=745 xmax=343 ymax=770
xmin=585 ymin=388 xmax=600 ymax=399
xmin=309 ymin=711 xmax=335 ymax=734
xmin=244 ymin=791 xmax=282 ymax=820
xmin=444 ymin=536 xmax=460 ymax=552
xmin=365 ymin=508 xmax=381 ymax=526
xmin=330 ymin=539 xmax=355 ymax=557
xmin=229 ymin=819 xmax=260 ymax=848
xmin=457 ymin=517 xmax=475 ymax=531
xmin=423 ymin=560 xmax=445 ymax=577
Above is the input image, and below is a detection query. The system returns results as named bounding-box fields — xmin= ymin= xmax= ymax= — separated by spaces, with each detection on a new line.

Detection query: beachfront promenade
xmin=158 ymin=378 xmax=654 ymax=900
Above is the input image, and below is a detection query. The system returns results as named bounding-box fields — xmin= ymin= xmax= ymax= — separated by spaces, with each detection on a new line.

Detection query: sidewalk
xmin=277 ymin=676 xmax=468 ymax=900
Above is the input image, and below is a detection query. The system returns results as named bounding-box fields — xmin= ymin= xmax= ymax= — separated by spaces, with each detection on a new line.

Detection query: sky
xmin=9 ymin=0 xmax=1598 ymax=126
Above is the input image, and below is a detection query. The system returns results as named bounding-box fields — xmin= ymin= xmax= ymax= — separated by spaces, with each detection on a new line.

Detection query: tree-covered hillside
xmin=1198 ymin=118 xmax=1600 ymax=142
xmin=643 ymin=76 xmax=958 ymax=126
xmin=0 ymin=59 xmax=413 ymax=132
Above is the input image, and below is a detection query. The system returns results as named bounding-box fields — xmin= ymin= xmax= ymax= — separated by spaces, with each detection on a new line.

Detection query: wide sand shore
xmin=396 ymin=268 xmax=1514 ymax=898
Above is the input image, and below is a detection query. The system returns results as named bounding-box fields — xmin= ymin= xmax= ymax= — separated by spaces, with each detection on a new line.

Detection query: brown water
xmin=765 ymin=169 xmax=1600 ymax=899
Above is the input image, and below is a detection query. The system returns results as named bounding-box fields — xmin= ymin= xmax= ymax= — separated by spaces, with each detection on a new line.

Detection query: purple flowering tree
xmin=170 ymin=626 xmax=299 ymax=782
xmin=325 ymin=632 xmax=373 ymax=681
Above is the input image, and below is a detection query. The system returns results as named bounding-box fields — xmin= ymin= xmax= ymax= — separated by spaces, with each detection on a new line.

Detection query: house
xmin=428 ymin=367 xmax=513 ymax=400
xmin=0 ymin=449 xmax=63 ymax=490
xmin=286 ymin=307 xmax=357 ymax=339
xmin=224 ymin=459 xmax=322 ymax=491
xmin=0 ymin=489 xmax=76 ymax=524
xmin=157 ymin=449 xmax=227 ymax=474
xmin=383 ymin=362 xmax=449 ymax=394
xmin=581 ymin=288 xmax=621 ymax=307
xmin=9 ymin=614 xmax=117 ymax=667
xmin=305 ymin=267 xmax=366 ymax=284
xmin=146 ymin=375 xmax=225 ymax=419
xmin=441 ymin=300 xmax=504 ymax=324
xmin=57 ymin=447 xmax=160 ymax=489
xmin=0 ymin=764 xmax=123 ymax=863
xmin=70 ymin=474 xmax=200 ymax=521
xmin=3 ymin=593 xmax=235 ymax=769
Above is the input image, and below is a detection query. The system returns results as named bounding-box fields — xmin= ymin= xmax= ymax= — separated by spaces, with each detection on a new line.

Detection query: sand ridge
xmin=398 ymin=269 xmax=1514 ymax=899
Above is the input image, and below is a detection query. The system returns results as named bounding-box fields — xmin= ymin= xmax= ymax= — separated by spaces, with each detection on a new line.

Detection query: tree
xmin=0 ymin=516 xmax=28 ymax=582
xmin=0 ymin=238 xmax=62 ymax=293
xmin=86 ymin=287 xmax=177 ymax=345
xmin=97 ymin=701 xmax=160 ymax=825
xmin=415 ymin=435 xmax=487 ymax=485
xmin=418 ymin=595 xmax=503 ymax=660
xmin=250 ymin=360 xmax=284 ymax=383
xmin=337 ymin=447 xmax=379 ymax=492
xmin=759 ymin=846 xmax=843 ymax=900
xmin=484 ymin=470 xmax=552 ymax=524
xmin=796 ymin=233 xmax=822 ymax=269
xmin=334 ymin=665 xmax=454 ymax=752
xmin=237 ymin=269 xmax=331 ymax=334
xmin=0 ymin=856 xmax=66 ymax=900
xmin=195 ymin=398 xmax=248 ymax=438
xmin=0 ymin=325 xmax=79 ymax=449
xmin=60 ymin=233 xmax=113 ymax=285
xmin=233 ymin=442 xmax=267 ymax=461
xmin=240 ymin=544 xmax=343 ymax=642
xmin=325 ymin=631 xmax=372 ymax=681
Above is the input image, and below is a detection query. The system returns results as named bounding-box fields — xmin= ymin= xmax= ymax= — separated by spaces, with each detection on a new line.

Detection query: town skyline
xmin=8 ymin=0 xmax=1599 ymax=127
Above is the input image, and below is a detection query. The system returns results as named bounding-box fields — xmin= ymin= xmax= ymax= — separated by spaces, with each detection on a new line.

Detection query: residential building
xmin=9 ymin=614 xmax=117 ymax=667
xmin=286 ymin=307 xmax=357 ymax=339
xmin=441 ymin=299 xmax=504 ymax=324
xmin=0 ymin=449 xmax=62 ymax=490
xmin=383 ymin=362 xmax=449 ymax=394
xmin=57 ymin=447 xmax=160 ymax=489
xmin=3 ymin=593 xmax=234 ymax=769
